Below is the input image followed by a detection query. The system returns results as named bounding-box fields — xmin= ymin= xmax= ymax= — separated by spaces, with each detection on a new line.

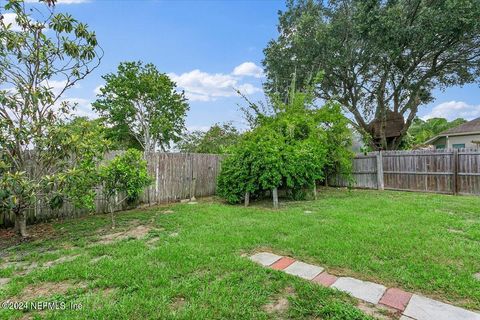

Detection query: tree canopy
xmin=263 ymin=0 xmax=480 ymax=150
xmin=177 ymin=123 xmax=241 ymax=154
xmin=93 ymin=61 xmax=189 ymax=152
xmin=404 ymin=117 xmax=467 ymax=148
xmin=0 ymin=0 xmax=103 ymax=236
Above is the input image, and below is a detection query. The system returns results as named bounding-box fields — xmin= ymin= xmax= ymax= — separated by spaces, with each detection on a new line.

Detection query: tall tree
xmin=0 ymin=0 xmax=103 ymax=237
xmin=263 ymin=0 xmax=480 ymax=150
xmin=93 ymin=62 xmax=189 ymax=153
xmin=177 ymin=123 xmax=241 ymax=154
xmin=405 ymin=117 xmax=467 ymax=148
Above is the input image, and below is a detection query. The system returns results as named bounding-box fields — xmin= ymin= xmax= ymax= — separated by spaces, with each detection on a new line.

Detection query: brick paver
xmin=331 ymin=277 xmax=386 ymax=304
xmin=248 ymin=252 xmax=480 ymax=320
xmin=283 ymin=261 xmax=324 ymax=280
xmin=379 ymin=288 xmax=412 ymax=311
xmin=403 ymin=294 xmax=480 ymax=320
xmin=312 ymin=272 xmax=338 ymax=287
xmin=270 ymin=257 xmax=296 ymax=270
xmin=249 ymin=252 xmax=282 ymax=266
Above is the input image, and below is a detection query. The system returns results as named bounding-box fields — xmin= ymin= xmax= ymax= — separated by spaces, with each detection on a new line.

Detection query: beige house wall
xmin=442 ymin=134 xmax=480 ymax=148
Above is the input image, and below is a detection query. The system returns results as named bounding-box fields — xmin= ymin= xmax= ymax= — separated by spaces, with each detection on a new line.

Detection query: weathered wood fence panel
xmin=382 ymin=149 xmax=454 ymax=194
xmin=329 ymin=152 xmax=378 ymax=189
xmin=0 ymin=152 xmax=222 ymax=227
xmin=330 ymin=149 xmax=480 ymax=196
xmin=457 ymin=150 xmax=480 ymax=195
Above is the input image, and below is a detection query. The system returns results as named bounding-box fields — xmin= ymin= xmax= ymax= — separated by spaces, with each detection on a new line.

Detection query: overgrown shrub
xmin=217 ymin=89 xmax=352 ymax=204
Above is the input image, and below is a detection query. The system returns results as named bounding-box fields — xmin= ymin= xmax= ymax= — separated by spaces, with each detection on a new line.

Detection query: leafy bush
xmin=217 ymin=89 xmax=352 ymax=204
xmin=100 ymin=149 xmax=152 ymax=227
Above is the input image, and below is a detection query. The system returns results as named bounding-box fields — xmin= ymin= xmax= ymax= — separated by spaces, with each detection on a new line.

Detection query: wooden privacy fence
xmin=330 ymin=149 xmax=480 ymax=195
xmin=0 ymin=152 xmax=222 ymax=227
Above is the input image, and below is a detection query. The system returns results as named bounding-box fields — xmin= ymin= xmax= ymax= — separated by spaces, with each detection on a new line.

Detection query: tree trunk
xmin=14 ymin=211 xmax=29 ymax=238
xmin=272 ymin=188 xmax=279 ymax=209
xmin=110 ymin=204 xmax=115 ymax=229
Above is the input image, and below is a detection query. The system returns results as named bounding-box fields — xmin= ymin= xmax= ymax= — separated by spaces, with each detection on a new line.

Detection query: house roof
xmin=439 ymin=117 xmax=480 ymax=135
xmin=425 ymin=117 xmax=480 ymax=144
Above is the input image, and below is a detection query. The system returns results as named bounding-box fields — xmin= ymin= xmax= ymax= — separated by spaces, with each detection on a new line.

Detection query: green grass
xmin=0 ymin=188 xmax=479 ymax=319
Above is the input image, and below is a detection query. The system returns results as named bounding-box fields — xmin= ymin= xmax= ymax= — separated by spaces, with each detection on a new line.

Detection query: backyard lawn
xmin=0 ymin=188 xmax=479 ymax=319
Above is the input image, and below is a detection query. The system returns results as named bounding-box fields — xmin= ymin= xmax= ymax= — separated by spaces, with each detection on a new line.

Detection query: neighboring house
xmin=426 ymin=117 xmax=480 ymax=149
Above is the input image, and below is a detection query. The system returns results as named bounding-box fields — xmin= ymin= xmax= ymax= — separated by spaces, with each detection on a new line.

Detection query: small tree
xmin=0 ymin=0 xmax=103 ymax=237
xmin=93 ymin=61 xmax=189 ymax=153
xmin=100 ymin=149 xmax=152 ymax=229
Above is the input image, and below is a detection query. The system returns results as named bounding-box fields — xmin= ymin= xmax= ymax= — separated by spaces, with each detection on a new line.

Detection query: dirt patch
xmin=0 ymin=223 xmax=61 ymax=251
xmin=0 ymin=278 xmax=10 ymax=287
xmin=1 ymin=260 xmax=39 ymax=276
xmin=169 ymin=232 xmax=179 ymax=237
xmin=146 ymin=237 xmax=160 ymax=248
xmin=474 ymin=273 xmax=480 ymax=281
xmin=97 ymin=225 xmax=152 ymax=244
xmin=162 ymin=210 xmax=175 ymax=214
xmin=90 ymin=255 xmax=111 ymax=264
xmin=44 ymin=254 xmax=81 ymax=268
xmin=447 ymin=228 xmax=465 ymax=234
xmin=16 ymin=281 xmax=87 ymax=301
xmin=91 ymin=286 xmax=117 ymax=297
xmin=262 ymin=286 xmax=296 ymax=315
xmin=171 ymin=296 xmax=186 ymax=310
xmin=357 ymin=301 xmax=398 ymax=320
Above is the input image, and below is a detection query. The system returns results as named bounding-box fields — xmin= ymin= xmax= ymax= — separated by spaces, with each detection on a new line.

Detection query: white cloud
xmin=41 ymin=79 xmax=80 ymax=96
xmin=43 ymin=80 xmax=68 ymax=95
xmin=54 ymin=97 xmax=96 ymax=119
xmin=2 ymin=13 xmax=21 ymax=32
xmin=169 ymin=69 xmax=261 ymax=102
xmin=94 ymin=85 xmax=103 ymax=95
xmin=423 ymin=101 xmax=480 ymax=121
xmin=232 ymin=62 xmax=264 ymax=78
xmin=2 ymin=12 xmax=49 ymax=32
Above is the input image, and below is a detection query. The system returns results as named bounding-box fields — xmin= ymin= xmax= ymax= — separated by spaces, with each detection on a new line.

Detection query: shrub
xmin=217 ymin=89 xmax=353 ymax=204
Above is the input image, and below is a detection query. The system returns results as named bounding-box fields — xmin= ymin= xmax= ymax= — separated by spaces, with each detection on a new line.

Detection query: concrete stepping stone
xmin=379 ymin=288 xmax=412 ymax=311
xmin=250 ymin=252 xmax=282 ymax=266
xmin=332 ymin=277 xmax=387 ymax=304
xmin=403 ymin=294 xmax=480 ymax=320
xmin=283 ymin=261 xmax=324 ymax=280
xmin=270 ymin=257 xmax=296 ymax=270
xmin=312 ymin=272 xmax=338 ymax=287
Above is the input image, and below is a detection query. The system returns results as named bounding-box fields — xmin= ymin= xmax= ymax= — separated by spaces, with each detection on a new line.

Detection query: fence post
xmin=452 ymin=149 xmax=458 ymax=195
xmin=376 ymin=151 xmax=384 ymax=190
xmin=272 ymin=188 xmax=279 ymax=209
xmin=244 ymin=192 xmax=250 ymax=207
xmin=313 ymin=181 xmax=317 ymax=200
xmin=189 ymin=153 xmax=196 ymax=201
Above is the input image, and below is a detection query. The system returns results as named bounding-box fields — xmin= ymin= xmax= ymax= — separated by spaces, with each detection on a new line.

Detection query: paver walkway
xmin=249 ymin=252 xmax=480 ymax=320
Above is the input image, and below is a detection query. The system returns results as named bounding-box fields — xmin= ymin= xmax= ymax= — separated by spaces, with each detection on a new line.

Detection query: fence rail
xmin=0 ymin=152 xmax=222 ymax=227
xmin=330 ymin=148 xmax=480 ymax=196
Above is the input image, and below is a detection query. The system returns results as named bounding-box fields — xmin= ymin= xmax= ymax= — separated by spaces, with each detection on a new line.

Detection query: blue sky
xmin=7 ymin=0 xmax=480 ymax=130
